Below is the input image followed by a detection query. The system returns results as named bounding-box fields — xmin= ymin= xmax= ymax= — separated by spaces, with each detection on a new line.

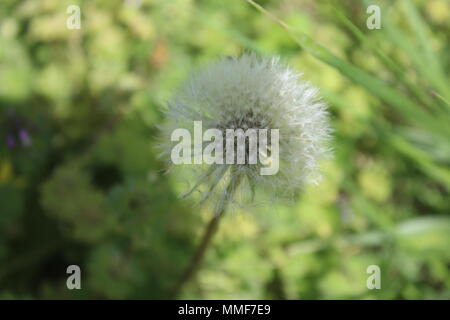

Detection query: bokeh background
xmin=0 ymin=0 xmax=449 ymax=299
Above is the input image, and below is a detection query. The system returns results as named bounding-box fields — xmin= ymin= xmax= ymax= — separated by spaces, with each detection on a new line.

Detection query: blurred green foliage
xmin=0 ymin=0 xmax=449 ymax=299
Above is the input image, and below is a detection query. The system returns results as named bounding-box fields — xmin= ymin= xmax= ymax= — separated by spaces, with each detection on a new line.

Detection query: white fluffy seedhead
xmin=159 ymin=54 xmax=332 ymax=207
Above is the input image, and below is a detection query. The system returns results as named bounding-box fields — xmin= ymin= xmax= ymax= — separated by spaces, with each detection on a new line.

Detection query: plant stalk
xmin=171 ymin=173 xmax=240 ymax=298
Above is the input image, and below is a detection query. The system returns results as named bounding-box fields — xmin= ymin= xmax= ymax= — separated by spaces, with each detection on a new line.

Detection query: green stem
xmin=170 ymin=172 xmax=241 ymax=298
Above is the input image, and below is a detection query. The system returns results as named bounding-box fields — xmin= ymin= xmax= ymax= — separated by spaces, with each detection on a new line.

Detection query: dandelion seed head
xmin=159 ymin=53 xmax=332 ymax=205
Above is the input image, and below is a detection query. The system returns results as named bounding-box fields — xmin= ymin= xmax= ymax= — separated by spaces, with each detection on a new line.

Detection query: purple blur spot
xmin=6 ymin=135 xmax=16 ymax=149
xmin=19 ymin=128 xmax=32 ymax=147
